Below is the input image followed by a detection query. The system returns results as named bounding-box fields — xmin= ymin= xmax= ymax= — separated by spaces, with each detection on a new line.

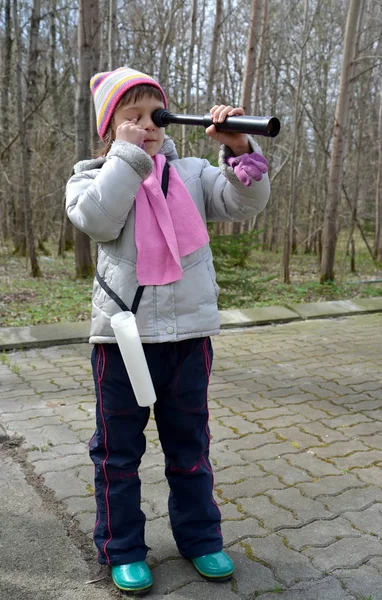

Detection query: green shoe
xmin=191 ymin=551 xmax=234 ymax=581
xmin=111 ymin=562 xmax=153 ymax=593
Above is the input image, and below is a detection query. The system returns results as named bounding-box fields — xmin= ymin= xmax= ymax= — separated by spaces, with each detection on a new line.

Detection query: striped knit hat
xmin=90 ymin=67 xmax=168 ymax=141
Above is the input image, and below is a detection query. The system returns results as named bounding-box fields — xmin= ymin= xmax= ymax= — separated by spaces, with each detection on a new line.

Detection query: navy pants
xmin=89 ymin=337 xmax=222 ymax=566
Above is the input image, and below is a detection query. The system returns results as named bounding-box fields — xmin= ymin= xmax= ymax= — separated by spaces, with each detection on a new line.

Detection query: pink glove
xmin=226 ymin=152 xmax=268 ymax=186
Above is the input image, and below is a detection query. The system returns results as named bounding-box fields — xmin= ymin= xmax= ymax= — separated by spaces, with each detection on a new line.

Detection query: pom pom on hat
xmin=90 ymin=67 xmax=168 ymax=141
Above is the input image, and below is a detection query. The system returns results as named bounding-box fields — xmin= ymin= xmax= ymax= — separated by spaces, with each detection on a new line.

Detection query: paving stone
xmin=5 ymin=416 xmax=66 ymax=434
xmin=303 ymin=535 xmax=382 ymax=571
xmin=240 ymin=534 xmax=322 ymax=586
xmin=149 ymin=580 xmax=238 ymax=600
xmin=0 ymin=407 xmax=57 ymax=421
xmin=220 ymin=502 xmax=245 ymax=520
xmin=344 ymin=399 xmax=382 ymax=412
xmin=297 ymin=474 xmax=365 ymax=498
xmin=340 ymin=422 xmax=382 ymax=437
xmin=209 ymin=442 xmax=247 ymax=467
xmin=271 ymin=426 xmax=325 ymax=449
xmin=42 ymin=470 xmax=93 ymax=501
xmin=362 ymin=409 xmax=382 ymax=422
xmin=149 ymin=559 xmax=196 ymax=595
xmin=141 ymin=481 xmax=170 ymax=517
xmin=302 ymin=421 xmax=349 ymax=443
xmin=322 ymin=487 xmax=382 ymax=513
xmin=238 ymin=495 xmax=297 ymax=529
xmin=68 ymin=419 xmax=96 ymax=431
xmin=225 ymin=431 xmax=278 ymax=451
xmin=218 ymin=415 xmax=263 ymax=435
xmin=214 ymin=464 xmax=264 ymax=485
xmin=287 ymin=404 xmax=332 ymax=420
xmin=369 ymin=555 xmax=382 ymax=572
xmin=266 ymin=488 xmax=332 ymax=523
xmin=33 ymin=453 xmax=91 ymax=475
xmin=246 ymin=407 xmax=293 ymax=420
xmin=333 ymin=450 xmax=382 ymax=470
xmin=278 ymin=517 xmax=361 ymax=551
xmin=336 ymin=563 xmax=382 ymax=600
xmin=27 ymin=443 xmax=88 ymax=463
xmin=259 ymin=458 xmax=312 ymax=485
xmin=219 ymin=475 xmax=285 ymax=500
xmin=356 ymin=433 xmax=382 ymax=450
xmin=75 ymin=511 xmax=95 ymax=534
xmin=352 ymin=465 xmax=382 ymax=486
xmin=258 ymin=414 xmax=311 ymax=429
xmin=229 ymin=543 xmax=279 ymax=595
xmin=313 ymin=440 xmax=368 ymax=458
xmin=285 ymin=453 xmax=341 ymax=477
xmin=145 ymin=517 xmax=179 ymax=563
xmin=257 ymin=576 xmax=354 ymax=599
xmin=240 ymin=441 xmax=300 ymax=462
xmin=307 ymin=400 xmax=351 ymax=416
xmin=222 ymin=517 xmax=266 ymax=544
xmin=322 ymin=413 xmax=374 ymax=428
xmin=64 ymin=495 xmax=96 ymax=516
xmin=342 ymin=504 xmax=382 ymax=536
xmin=209 ymin=421 xmax=240 ymax=442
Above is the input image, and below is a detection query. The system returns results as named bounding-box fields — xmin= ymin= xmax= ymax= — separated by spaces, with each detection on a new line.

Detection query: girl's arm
xmin=200 ymin=136 xmax=270 ymax=222
xmin=65 ymin=142 xmax=152 ymax=243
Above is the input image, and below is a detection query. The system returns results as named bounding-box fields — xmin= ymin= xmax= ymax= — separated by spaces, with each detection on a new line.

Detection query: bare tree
xmin=283 ymin=0 xmax=310 ymax=284
xmin=74 ymin=0 xmax=96 ymax=278
xmin=13 ymin=0 xmax=41 ymax=276
xmin=376 ymin=83 xmax=382 ymax=261
xmin=240 ymin=0 xmax=263 ymax=113
xmin=206 ymin=0 xmax=223 ymax=108
xmin=181 ymin=0 xmax=198 ymax=157
xmin=108 ymin=0 xmax=117 ymax=69
xmin=320 ymin=0 xmax=364 ymax=282
xmin=0 ymin=0 xmax=12 ymax=243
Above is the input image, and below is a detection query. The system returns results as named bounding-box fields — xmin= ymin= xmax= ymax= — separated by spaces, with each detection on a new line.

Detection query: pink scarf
xmin=135 ymin=154 xmax=210 ymax=285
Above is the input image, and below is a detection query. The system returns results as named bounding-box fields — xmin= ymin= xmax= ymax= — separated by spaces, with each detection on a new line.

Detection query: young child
xmin=66 ymin=67 xmax=270 ymax=594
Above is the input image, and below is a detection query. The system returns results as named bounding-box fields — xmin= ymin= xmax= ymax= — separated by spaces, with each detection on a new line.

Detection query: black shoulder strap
xmin=95 ymin=161 xmax=170 ymax=315
xmin=95 ymin=269 xmax=130 ymax=312
xmin=161 ymin=161 xmax=170 ymax=198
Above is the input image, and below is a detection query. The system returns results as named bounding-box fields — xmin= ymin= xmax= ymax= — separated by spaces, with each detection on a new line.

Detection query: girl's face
xmin=112 ymin=96 xmax=165 ymax=157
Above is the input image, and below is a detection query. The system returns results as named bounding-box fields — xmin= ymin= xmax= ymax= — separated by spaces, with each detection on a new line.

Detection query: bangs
xmin=116 ymin=84 xmax=164 ymax=109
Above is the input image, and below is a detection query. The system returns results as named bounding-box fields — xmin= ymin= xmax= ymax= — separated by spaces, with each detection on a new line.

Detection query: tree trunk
xmin=181 ymin=0 xmax=198 ymax=158
xmin=158 ymin=0 xmax=177 ymax=89
xmin=376 ymin=84 xmax=382 ymax=261
xmin=75 ymin=0 xmax=95 ymax=278
xmin=283 ymin=0 xmax=309 ymax=284
xmin=195 ymin=0 xmax=206 ymax=118
xmin=0 ymin=0 xmax=12 ymax=242
xmin=206 ymin=0 xmax=223 ymax=108
xmin=252 ymin=0 xmax=267 ymax=116
xmin=240 ymin=0 xmax=263 ymax=113
xmin=108 ymin=0 xmax=117 ymax=69
xmin=13 ymin=0 xmax=41 ymax=276
xmin=91 ymin=0 xmax=102 ymax=155
xmin=320 ymin=0 xmax=363 ymax=282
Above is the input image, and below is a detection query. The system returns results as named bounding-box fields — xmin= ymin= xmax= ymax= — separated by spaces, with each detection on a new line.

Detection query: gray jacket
xmin=66 ymin=136 xmax=270 ymax=344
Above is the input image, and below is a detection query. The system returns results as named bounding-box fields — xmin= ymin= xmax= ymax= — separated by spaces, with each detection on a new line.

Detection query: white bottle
xmin=110 ymin=312 xmax=156 ymax=407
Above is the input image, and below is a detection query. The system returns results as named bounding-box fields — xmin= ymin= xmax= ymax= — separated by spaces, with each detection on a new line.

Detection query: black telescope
xmin=152 ymin=108 xmax=280 ymax=138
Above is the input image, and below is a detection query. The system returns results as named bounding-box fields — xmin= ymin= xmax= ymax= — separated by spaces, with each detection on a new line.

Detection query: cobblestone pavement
xmin=1 ymin=314 xmax=382 ymax=599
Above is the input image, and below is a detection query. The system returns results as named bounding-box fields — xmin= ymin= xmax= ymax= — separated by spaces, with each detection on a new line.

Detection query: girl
xmin=66 ymin=67 xmax=270 ymax=594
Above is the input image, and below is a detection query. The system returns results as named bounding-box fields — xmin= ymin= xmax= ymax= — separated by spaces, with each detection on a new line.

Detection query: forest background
xmin=1 ymin=0 xmax=382 ymax=327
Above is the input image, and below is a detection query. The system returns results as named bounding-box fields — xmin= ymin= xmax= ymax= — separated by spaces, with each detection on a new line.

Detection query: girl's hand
xmin=115 ymin=119 xmax=146 ymax=147
xmin=205 ymin=105 xmax=251 ymax=156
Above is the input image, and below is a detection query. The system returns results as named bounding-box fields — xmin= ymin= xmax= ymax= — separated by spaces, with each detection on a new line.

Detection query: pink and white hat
xmin=90 ymin=67 xmax=168 ymax=141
